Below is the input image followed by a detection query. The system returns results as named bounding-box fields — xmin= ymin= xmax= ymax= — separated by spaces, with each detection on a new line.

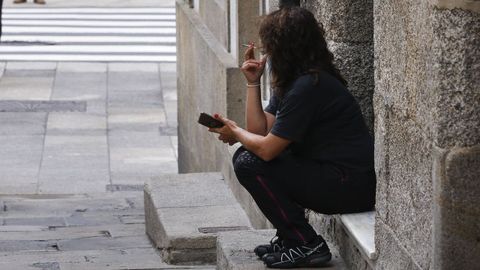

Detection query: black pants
xmin=233 ymin=147 xmax=376 ymax=247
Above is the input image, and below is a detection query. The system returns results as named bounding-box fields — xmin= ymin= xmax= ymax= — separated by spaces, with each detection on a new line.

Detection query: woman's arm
xmin=210 ymin=115 xmax=290 ymax=162
xmin=242 ymin=45 xmax=270 ymax=135
xmin=245 ymin=85 xmax=268 ymax=135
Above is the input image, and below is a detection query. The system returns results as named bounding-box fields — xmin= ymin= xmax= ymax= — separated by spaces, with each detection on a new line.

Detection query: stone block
xmin=198 ymin=0 xmax=229 ymax=49
xmin=177 ymin=0 xmax=241 ymax=173
xmin=380 ymin=113 xmax=433 ymax=270
xmin=433 ymin=145 xmax=480 ymax=270
xmin=147 ymin=173 xmax=237 ymax=208
xmin=144 ymin=173 xmax=251 ymax=264
xmin=308 ymin=214 xmax=373 ymax=270
xmin=430 ymin=7 xmax=480 ymax=147
xmin=302 ymin=0 xmax=373 ymax=43
xmin=375 ymin=219 xmax=422 ymax=270
xmin=374 ymin=0 xmax=434 ymax=121
xmin=217 ymin=229 xmax=347 ymax=270
xmin=374 ymin=1 xmax=479 ymax=148
xmin=328 ymin=41 xmax=374 ymax=132
xmin=339 ymin=212 xmax=376 ymax=260
xmin=431 ymin=0 xmax=480 ymax=13
xmin=372 ymin=94 xmax=389 ymax=221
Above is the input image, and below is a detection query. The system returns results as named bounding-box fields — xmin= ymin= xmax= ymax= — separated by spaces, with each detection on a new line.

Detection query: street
xmin=0 ymin=1 xmax=197 ymax=269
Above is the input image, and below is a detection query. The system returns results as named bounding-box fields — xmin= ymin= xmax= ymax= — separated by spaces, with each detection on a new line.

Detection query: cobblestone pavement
xmin=0 ymin=1 xmax=188 ymax=269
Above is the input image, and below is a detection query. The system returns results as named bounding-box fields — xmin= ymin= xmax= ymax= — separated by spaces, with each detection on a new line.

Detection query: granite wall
xmin=177 ymin=0 xmax=480 ymax=269
xmin=373 ymin=1 xmax=479 ymax=269
xmin=301 ymin=0 xmax=374 ymax=133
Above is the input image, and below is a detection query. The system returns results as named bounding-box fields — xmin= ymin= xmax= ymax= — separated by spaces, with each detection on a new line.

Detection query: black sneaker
xmin=254 ymin=235 xmax=284 ymax=259
xmin=261 ymin=236 xmax=332 ymax=268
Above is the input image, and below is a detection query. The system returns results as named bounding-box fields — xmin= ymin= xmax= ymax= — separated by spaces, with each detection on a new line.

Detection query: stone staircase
xmin=144 ymin=171 xmax=376 ymax=269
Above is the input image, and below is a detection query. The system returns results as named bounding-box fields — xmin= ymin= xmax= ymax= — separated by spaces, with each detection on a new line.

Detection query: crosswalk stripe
xmin=1 ymin=35 xmax=176 ymax=44
xmin=0 ymin=7 xmax=177 ymax=62
xmin=0 ymin=54 xmax=176 ymax=62
xmin=2 ymin=20 xmax=176 ymax=27
xmin=3 ymin=7 xmax=176 ymax=14
xmin=3 ymin=26 xmax=176 ymax=35
xmin=0 ymin=45 xmax=176 ymax=54
xmin=3 ymin=14 xmax=176 ymax=20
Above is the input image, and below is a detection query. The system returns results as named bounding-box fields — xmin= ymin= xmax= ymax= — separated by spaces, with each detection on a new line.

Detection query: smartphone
xmin=198 ymin=112 xmax=225 ymax=128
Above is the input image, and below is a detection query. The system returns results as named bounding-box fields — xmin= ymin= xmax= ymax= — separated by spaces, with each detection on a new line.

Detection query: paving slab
xmin=47 ymin=112 xmax=106 ymax=130
xmin=109 ymin=130 xmax=172 ymax=148
xmin=108 ymin=72 xmax=161 ymax=92
xmin=0 ymin=62 xmax=5 ymax=78
xmin=217 ymin=230 xmax=347 ymax=270
xmin=58 ymin=62 xmax=107 ymax=73
xmin=164 ymin=99 xmax=178 ymax=127
xmin=3 ymin=69 xmax=56 ymax=77
xmin=52 ymin=72 xmax=107 ymax=101
xmin=0 ymin=76 xmax=54 ymax=100
xmin=6 ymin=62 xmax=57 ymax=71
xmin=108 ymin=108 xmax=166 ymax=126
xmin=0 ymin=112 xmax=46 ymax=135
xmin=109 ymin=62 xmax=159 ymax=73
xmin=108 ymin=90 xmax=163 ymax=107
xmin=144 ymin=173 xmax=252 ymax=265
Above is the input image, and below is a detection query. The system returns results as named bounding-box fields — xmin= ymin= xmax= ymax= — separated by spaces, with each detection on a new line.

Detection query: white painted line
xmin=3 ymin=14 xmax=176 ymax=20
xmin=1 ymin=35 xmax=176 ymax=44
xmin=3 ymin=8 xmax=176 ymax=14
xmin=3 ymin=26 xmax=176 ymax=34
xmin=2 ymin=20 xmax=176 ymax=27
xmin=0 ymin=54 xmax=177 ymax=62
xmin=0 ymin=45 xmax=176 ymax=53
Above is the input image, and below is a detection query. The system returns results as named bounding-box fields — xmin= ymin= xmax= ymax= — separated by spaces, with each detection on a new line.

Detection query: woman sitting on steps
xmin=208 ymin=6 xmax=376 ymax=269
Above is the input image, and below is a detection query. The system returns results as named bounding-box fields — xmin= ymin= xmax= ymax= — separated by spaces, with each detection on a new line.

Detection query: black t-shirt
xmin=265 ymin=72 xmax=374 ymax=172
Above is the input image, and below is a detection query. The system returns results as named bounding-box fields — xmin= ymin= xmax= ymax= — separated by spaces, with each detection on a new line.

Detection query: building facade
xmin=176 ymin=0 xmax=480 ymax=269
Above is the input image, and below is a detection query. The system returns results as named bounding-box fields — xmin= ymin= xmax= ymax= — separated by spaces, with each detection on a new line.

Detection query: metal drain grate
xmin=198 ymin=226 xmax=250 ymax=234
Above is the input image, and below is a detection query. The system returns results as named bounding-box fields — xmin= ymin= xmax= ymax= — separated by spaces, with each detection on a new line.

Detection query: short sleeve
xmin=270 ymin=86 xmax=317 ymax=142
xmin=264 ymin=95 xmax=279 ymax=115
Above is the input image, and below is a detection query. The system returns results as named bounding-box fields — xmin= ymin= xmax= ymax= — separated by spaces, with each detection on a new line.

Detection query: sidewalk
xmin=0 ymin=61 xmax=178 ymax=194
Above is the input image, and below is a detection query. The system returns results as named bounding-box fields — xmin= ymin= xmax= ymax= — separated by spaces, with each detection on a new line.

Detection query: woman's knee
xmin=232 ymin=148 xmax=264 ymax=176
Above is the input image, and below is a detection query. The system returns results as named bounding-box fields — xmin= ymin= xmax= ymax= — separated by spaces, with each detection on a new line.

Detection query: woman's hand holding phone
xmin=208 ymin=114 xmax=239 ymax=146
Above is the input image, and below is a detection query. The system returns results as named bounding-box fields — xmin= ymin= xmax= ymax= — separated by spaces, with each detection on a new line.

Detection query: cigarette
xmin=241 ymin=44 xmax=258 ymax=49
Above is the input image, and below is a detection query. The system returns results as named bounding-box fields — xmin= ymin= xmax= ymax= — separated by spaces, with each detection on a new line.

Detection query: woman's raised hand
xmin=241 ymin=44 xmax=267 ymax=84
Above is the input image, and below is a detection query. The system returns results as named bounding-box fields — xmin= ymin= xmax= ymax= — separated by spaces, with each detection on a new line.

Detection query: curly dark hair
xmin=259 ymin=7 xmax=347 ymax=97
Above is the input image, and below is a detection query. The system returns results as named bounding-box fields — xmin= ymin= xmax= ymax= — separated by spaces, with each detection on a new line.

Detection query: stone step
xmin=144 ymin=172 xmax=252 ymax=265
xmin=216 ymin=229 xmax=347 ymax=270
xmin=339 ymin=211 xmax=376 ymax=262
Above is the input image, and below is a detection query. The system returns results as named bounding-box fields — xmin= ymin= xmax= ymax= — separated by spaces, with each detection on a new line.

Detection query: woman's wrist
xmin=246 ymin=81 xmax=261 ymax=88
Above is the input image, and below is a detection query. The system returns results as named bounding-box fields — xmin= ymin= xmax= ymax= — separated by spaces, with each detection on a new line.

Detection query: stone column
xmin=374 ymin=0 xmax=479 ymax=269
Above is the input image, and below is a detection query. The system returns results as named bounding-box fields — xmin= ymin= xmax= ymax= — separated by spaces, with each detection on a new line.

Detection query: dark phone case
xmin=198 ymin=113 xmax=225 ymax=128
